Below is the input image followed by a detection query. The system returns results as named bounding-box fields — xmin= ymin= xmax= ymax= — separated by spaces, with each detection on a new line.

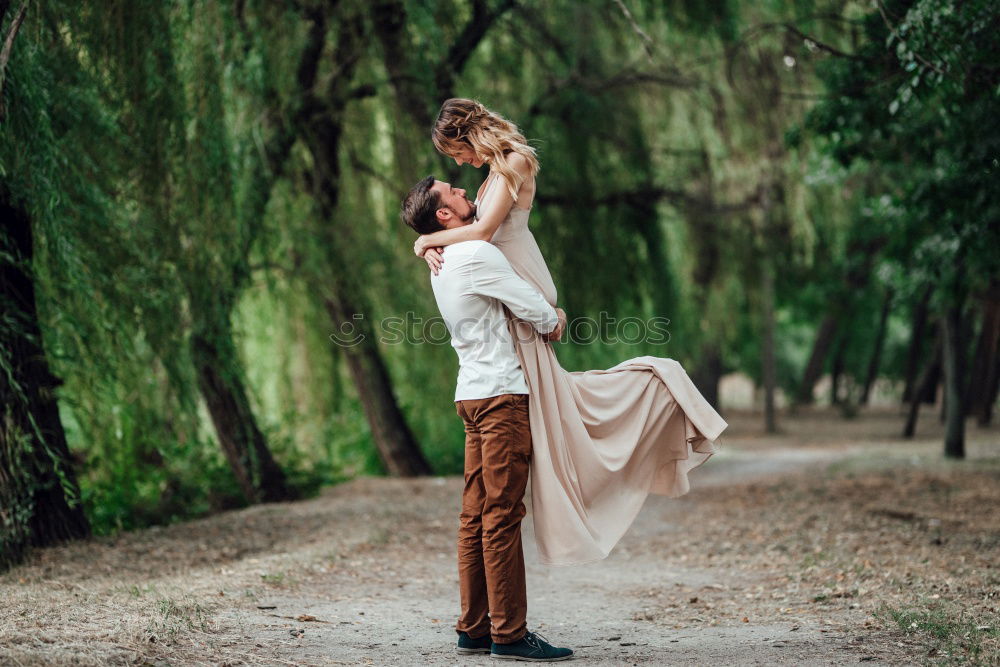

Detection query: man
xmin=401 ymin=176 xmax=575 ymax=662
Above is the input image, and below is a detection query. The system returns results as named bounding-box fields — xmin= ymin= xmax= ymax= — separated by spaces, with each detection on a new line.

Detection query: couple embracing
xmin=400 ymin=98 xmax=728 ymax=661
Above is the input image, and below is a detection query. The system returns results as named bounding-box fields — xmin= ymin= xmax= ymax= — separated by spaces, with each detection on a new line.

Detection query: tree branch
xmin=325 ymin=12 xmax=366 ymax=109
xmin=372 ymin=0 xmax=432 ymax=127
xmin=535 ymin=184 xmax=763 ymax=214
xmin=249 ymin=260 xmax=297 ymax=276
xmin=612 ymin=0 xmax=655 ymax=61
xmin=513 ymin=3 xmax=571 ymax=66
xmin=232 ymin=2 xmax=331 ymax=279
xmin=347 ymin=148 xmax=401 ymax=192
xmin=296 ymin=7 xmax=327 ymax=98
xmin=374 ymin=0 xmax=519 ymax=128
xmin=347 ymin=83 xmax=377 ymax=100
xmin=874 ymin=0 xmax=946 ymax=76
xmin=434 ymin=0 xmax=518 ymax=99
xmin=748 ymin=21 xmax=861 ymax=60
xmin=0 ymin=0 xmax=28 ymax=121
xmin=524 ymin=65 xmax=700 ymax=119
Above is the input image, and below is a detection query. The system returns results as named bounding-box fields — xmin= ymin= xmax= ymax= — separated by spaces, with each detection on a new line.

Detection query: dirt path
xmin=233 ymin=446 xmax=871 ymax=666
xmin=2 ymin=409 xmax=997 ymax=665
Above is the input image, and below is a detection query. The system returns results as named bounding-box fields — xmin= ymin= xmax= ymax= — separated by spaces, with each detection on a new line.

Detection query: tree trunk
xmin=965 ymin=285 xmax=1000 ymax=419
xmin=324 ymin=293 xmax=432 ymax=476
xmin=1 ymin=197 xmax=90 ymax=572
xmin=797 ymin=314 xmax=837 ymax=404
xmin=980 ymin=353 xmax=1000 ymax=426
xmin=829 ymin=335 xmax=846 ymax=406
xmin=903 ymin=329 xmax=941 ymax=438
xmin=373 ymin=0 xmax=518 ymax=130
xmin=691 ymin=344 xmax=724 ymax=412
xmin=292 ymin=9 xmax=430 ymax=477
xmin=798 ymin=236 xmax=884 ymax=405
xmin=902 ymin=285 xmax=932 ymax=403
xmin=860 ymin=289 xmax=893 ymax=405
xmin=761 ymin=261 xmax=777 ymax=433
xmin=190 ymin=311 xmax=296 ymax=503
xmin=920 ymin=355 xmax=942 ymax=404
xmin=941 ymin=304 xmax=966 ymax=458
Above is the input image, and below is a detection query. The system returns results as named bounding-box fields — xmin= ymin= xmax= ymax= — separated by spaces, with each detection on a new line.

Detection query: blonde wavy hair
xmin=432 ymin=98 xmax=539 ymax=203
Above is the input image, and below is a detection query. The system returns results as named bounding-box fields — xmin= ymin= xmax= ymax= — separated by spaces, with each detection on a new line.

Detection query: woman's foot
xmin=491 ymin=630 xmax=574 ymax=661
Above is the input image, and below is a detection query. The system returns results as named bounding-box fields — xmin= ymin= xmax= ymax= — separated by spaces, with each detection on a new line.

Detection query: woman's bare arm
xmin=414 ymin=154 xmax=532 ymax=255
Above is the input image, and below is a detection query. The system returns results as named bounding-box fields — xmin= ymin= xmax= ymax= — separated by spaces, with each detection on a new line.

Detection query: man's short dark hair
xmin=401 ymin=175 xmax=446 ymax=234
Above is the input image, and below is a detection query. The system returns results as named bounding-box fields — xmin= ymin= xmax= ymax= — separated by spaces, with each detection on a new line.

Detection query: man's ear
xmin=435 ymin=207 xmax=451 ymax=224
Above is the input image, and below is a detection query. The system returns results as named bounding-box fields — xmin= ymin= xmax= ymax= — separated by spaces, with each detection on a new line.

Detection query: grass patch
xmin=260 ymin=571 xmax=288 ymax=585
xmin=147 ymin=597 xmax=212 ymax=643
xmin=368 ymin=527 xmax=391 ymax=546
xmin=874 ymin=601 xmax=1000 ymax=665
xmin=799 ymin=550 xmax=831 ymax=569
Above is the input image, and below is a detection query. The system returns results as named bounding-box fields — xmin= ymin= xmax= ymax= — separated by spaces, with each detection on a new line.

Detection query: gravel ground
xmin=2 ymin=407 xmax=997 ymax=666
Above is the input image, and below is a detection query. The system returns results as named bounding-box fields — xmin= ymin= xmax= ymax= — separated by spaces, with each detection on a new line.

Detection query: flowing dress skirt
xmin=506 ymin=317 xmax=727 ymax=566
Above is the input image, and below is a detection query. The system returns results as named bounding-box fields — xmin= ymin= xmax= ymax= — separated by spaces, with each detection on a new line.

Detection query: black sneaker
xmin=491 ymin=630 xmax=574 ymax=661
xmin=456 ymin=630 xmax=493 ymax=654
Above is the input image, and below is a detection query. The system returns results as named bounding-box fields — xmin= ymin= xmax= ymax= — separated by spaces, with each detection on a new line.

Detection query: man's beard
xmin=453 ymin=203 xmax=476 ymax=222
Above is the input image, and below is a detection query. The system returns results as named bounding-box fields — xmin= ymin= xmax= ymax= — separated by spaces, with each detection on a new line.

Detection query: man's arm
xmin=467 ymin=243 xmax=559 ymax=334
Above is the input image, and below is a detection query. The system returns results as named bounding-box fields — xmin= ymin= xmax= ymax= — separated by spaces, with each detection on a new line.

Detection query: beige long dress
xmin=475 ymin=170 xmax=728 ymax=566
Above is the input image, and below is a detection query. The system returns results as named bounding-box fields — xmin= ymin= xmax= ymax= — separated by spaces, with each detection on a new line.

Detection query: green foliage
xmin=875 ymin=601 xmax=1000 ymax=664
xmin=805 ymin=0 xmax=1000 ymax=300
xmin=3 ymin=0 xmax=991 ymax=536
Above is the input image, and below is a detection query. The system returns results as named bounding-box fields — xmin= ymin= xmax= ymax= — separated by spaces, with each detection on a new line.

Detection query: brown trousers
xmin=454 ymin=392 xmax=532 ymax=644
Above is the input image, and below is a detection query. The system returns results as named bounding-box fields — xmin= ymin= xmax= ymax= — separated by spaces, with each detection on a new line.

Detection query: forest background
xmin=1 ymin=0 xmax=998 ymax=572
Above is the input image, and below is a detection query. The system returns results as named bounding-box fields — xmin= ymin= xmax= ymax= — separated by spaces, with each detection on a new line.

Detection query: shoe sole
xmin=490 ymin=654 xmax=574 ymax=662
xmin=456 ymin=648 xmax=492 ymax=654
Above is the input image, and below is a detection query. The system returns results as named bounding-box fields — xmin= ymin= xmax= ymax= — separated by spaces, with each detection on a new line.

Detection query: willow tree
xmin=236 ymin=0 xmax=433 ymax=476
xmin=484 ymin=1 xmax=830 ymax=412
xmin=74 ymin=0 xmax=296 ymax=502
xmin=178 ymin=2 xmax=297 ymax=501
xmin=0 ymin=1 xmax=96 ymax=570
xmin=378 ymin=1 xmax=691 ymax=374
xmin=0 ymin=200 xmax=91 ymax=570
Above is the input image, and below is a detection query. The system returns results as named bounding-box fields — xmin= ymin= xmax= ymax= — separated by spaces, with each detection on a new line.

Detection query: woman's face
xmin=451 ymin=144 xmax=485 ymax=168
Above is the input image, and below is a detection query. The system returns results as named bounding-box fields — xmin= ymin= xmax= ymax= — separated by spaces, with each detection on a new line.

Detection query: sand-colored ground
xmin=2 ymin=407 xmax=998 ymax=665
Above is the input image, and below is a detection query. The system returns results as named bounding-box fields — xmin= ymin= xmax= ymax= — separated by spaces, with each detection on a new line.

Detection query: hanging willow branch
xmin=0 ymin=0 xmax=28 ymax=121
xmin=374 ymin=0 xmax=519 ymax=128
xmin=536 ymin=183 xmax=765 ymax=215
xmin=612 ymin=0 xmax=655 ymax=61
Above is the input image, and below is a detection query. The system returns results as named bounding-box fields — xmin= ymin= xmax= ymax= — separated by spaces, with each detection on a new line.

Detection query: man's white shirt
xmin=430 ymin=240 xmax=559 ymax=401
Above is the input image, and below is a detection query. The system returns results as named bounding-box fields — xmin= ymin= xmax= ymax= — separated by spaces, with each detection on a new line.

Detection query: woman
xmin=415 ymin=98 xmax=727 ymax=566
